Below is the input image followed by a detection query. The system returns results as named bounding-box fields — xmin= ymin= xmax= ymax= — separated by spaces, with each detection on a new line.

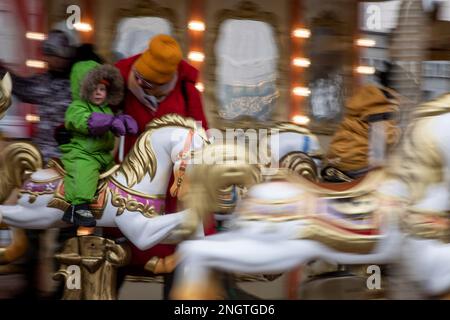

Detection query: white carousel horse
xmin=0 ymin=114 xmax=210 ymax=251
xmin=170 ymin=140 xmax=409 ymax=299
xmin=378 ymin=94 xmax=450 ymax=298
xmin=171 ymin=93 xmax=450 ymax=299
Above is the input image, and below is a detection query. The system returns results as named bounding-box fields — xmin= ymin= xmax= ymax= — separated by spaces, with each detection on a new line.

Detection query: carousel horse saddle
xmin=47 ymin=158 xmax=119 ymax=181
xmin=20 ymin=159 xmax=119 ymax=219
xmin=236 ymin=169 xmax=385 ymax=253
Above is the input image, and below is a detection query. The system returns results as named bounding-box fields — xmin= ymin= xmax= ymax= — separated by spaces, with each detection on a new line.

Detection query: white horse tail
xmin=0 ymin=142 xmax=43 ymax=203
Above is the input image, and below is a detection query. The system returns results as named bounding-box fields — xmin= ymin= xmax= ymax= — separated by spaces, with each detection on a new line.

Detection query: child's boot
xmin=73 ymin=203 xmax=97 ymax=227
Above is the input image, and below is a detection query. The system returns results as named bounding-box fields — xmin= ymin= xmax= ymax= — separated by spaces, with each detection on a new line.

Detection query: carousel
xmin=1 ymin=0 xmax=450 ymax=300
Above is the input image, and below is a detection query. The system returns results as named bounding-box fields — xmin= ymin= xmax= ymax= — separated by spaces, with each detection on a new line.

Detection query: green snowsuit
xmin=61 ymin=61 xmax=115 ymax=205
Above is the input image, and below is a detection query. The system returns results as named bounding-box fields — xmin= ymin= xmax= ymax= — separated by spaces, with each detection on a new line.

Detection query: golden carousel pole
xmin=389 ymin=0 xmax=428 ymax=127
xmin=285 ymin=0 xmax=305 ymax=300
xmin=385 ymin=0 xmax=428 ymax=299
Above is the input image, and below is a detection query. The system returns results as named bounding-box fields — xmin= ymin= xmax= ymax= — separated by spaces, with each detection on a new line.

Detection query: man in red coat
xmin=107 ymin=34 xmax=211 ymax=298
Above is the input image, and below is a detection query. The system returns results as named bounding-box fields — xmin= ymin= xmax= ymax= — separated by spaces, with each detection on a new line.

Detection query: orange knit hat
xmin=134 ymin=34 xmax=182 ymax=84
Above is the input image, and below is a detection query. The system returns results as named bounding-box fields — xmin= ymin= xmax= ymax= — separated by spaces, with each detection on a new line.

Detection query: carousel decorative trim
xmin=107 ymin=0 xmax=182 ymax=62
xmin=205 ymin=0 xmax=288 ymax=129
xmin=109 ymin=183 xmax=165 ymax=218
xmin=20 ymin=178 xmax=60 ymax=204
xmin=47 ymin=180 xmax=109 ymax=219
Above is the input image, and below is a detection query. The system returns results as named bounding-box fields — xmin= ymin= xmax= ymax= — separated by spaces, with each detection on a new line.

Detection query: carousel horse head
xmin=0 ymin=72 xmax=12 ymax=120
xmin=182 ymin=142 xmax=263 ymax=218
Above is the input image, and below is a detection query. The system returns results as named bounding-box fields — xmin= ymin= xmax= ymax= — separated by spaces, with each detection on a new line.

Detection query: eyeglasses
xmin=133 ymin=70 xmax=160 ymax=90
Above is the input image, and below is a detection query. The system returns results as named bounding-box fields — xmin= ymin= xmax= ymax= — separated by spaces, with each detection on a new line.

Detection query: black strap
xmin=365 ymin=112 xmax=395 ymax=123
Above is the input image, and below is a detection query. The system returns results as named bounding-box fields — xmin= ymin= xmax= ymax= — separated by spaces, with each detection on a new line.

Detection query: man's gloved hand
xmin=88 ymin=112 xmax=114 ymax=136
xmin=116 ymin=114 xmax=138 ymax=135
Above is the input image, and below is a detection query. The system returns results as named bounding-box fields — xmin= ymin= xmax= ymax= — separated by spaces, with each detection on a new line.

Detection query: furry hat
xmin=80 ymin=64 xmax=124 ymax=105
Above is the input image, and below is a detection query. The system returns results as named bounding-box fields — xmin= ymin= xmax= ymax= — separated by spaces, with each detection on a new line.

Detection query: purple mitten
xmin=88 ymin=112 xmax=114 ymax=136
xmin=117 ymin=114 xmax=138 ymax=135
xmin=110 ymin=117 xmax=126 ymax=136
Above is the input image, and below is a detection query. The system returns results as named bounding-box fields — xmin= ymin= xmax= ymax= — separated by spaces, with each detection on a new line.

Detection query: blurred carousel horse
xmin=171 ymin=92 xmax=450 ymax=300
xmin=0 ymin=72 xmax=30 ymax=268
xmin=170 ymin=140 xmax=410 ymax=299
xmin=380 ymin=93 xmax=450 ymax=299
xmin=0 ymin=105 xmax=323 ymax=298
xmin=197 ymin=123 xmax=322 ymax=299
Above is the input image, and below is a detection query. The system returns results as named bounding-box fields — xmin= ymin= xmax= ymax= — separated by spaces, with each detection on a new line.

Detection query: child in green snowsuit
xmin=61 ymin=60 xmax=137 ymax=227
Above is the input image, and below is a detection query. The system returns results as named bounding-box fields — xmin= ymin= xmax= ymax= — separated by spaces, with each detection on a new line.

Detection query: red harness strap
xmin=170 ymin=130 xmax=194 ymax=197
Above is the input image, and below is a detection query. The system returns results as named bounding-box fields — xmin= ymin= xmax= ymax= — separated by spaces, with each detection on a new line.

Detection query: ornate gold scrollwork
xmin=280 ymin=152 xmax=319 ymax=182
xmin=110 ymin=188 xmax=162 ymax=219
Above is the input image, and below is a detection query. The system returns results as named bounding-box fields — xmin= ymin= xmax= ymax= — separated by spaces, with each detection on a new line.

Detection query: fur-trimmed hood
xmin=70 ymin=60 xmax=124 ymax=106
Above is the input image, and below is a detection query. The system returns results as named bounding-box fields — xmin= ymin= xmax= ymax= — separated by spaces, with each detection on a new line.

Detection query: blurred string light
xmin=356 ymin=38 xmax=376 ymax=47
xmin=188 ymin=51 xmax=205 ymax=62
xmin=26 ymin=32 xmax=46 ymax=41
xmin=292 ymin=115 xmax=310 ymax=125
xmin=25 ymin=114 xmax=40 ymax=122
xmin=292 ymin=28 xmax=311 ymax=38
xmin=188 ymin=21 xmax=205 ymax=31
xmin=292 ymin=57 xmax=310 ymax=68
xmin=73 ymin=22 xmax=92 ymax=32
xmin=356 ymin=65 xmax=376 ymax=75
xmin=26 ymin=60 xmax=47 ymax=69
xmin=292 ymin=86 xmax=311 ymax=97
xmin=195 ymin=82 xmax=204 ymax=92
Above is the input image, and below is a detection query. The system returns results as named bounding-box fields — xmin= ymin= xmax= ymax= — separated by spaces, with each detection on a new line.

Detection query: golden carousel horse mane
xmin=0 ymin=142 xmax=43 ymax=203
xmin=117 ymin=114 xmax=209 ymax=188
xmin=386 ymin=96 xmax=449 ymax=202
